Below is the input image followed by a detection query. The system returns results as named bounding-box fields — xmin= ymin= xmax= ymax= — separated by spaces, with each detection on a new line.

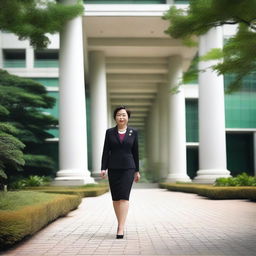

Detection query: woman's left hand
xmin=134 ymin=172 xmax=140 ymax=183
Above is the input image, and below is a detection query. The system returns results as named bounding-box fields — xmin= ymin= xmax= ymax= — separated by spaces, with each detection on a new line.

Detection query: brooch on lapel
xmin=129 ymin=129 xmax=133 ymax=136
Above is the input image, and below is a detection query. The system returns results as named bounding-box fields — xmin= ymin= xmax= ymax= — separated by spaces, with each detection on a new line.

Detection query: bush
xmin=159 ymin=182 xmax=256 ymax=201
xmin=10 ymin=175 xmax=51 ymax=189
xmin=0 ymin=191 xmax=81 ymax=249
xmin=215 ymin=173 xmax=256 ymax=186
xmin=24 ymin=184 xmax=109 ymax=198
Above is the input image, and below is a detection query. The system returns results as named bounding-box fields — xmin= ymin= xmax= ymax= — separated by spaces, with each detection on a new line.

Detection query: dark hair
xmin=113 ymin=106 xmax=131 ymax=119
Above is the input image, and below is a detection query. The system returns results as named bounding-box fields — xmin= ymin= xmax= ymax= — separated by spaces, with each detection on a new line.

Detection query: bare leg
xmin=112 ymin=200 xmax=130 ymax=235
xmin=113 ymin=201 xmax=120 ymax=223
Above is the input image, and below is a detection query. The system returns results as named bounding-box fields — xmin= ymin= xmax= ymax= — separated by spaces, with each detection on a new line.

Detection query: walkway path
xmin=1 ymin=184 xmax=256 ymax=256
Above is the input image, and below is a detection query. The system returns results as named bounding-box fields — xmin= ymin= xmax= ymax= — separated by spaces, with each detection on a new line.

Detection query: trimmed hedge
xmin=0 ymin=191 xmax=81 ymax=250
xmin=159 ymin=183 xmax=256 ymax=201
xmin=23 ymin=185 xmax=109 ymax=197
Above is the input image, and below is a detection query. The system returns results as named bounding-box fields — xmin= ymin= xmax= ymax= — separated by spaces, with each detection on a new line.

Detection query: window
xmin=186 ymin=99 xmax=198 ymax=142
xmin=85 ymin=0 xmax=166 ymax=4
xmin=34 ymin=49 xmax=59 ymax=68
xmin=3 ymin=49 xmax=26 ymax=68
xmin=224 ymin=74 xmax=256 ymax=128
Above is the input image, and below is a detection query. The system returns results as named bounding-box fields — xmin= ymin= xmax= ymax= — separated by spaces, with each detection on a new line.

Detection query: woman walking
xmin=100 ymin=106 xmax=140 ymax=239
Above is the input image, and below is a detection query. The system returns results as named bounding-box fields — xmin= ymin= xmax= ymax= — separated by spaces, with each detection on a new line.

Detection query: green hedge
xmin=159 ymin=183 xmax=256 ymax=201
xmin=23 ymin=185 xmax=109 ymax=197
xmin=0 ymin=191 xmax=81 ymax=250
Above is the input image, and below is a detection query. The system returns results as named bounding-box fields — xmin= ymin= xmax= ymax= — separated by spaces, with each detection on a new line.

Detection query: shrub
xmin=10 ymin=175 xmax=51 ymax=189
xmin=24 ymin=185 xmax=109 ymax=198
xmin=215 ymin=173 xmax=256 ymax=186
xmin=160 ymin=183 xmax=256 ymax=201
xmin=0 ymin=191 xmax=81 ymax=249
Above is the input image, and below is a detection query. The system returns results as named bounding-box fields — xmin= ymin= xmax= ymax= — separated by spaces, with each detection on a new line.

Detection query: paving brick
xmin=1 ymin=185 xmax=256 ymax=256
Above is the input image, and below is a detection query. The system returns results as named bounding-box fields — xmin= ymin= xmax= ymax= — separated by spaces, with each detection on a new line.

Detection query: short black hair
xmin=113 ymin=106 xmax=131 ymax=119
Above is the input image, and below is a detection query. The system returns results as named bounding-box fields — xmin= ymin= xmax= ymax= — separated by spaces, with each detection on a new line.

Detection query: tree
xmin=163 ymin=0 xmax=256 ymax=92
xmin=0 ymin=122 xmax=25 ymax=187
xmin=0 ymin=69 xmax=57 ymax=182
xmin=0 ymin=0 xmax=84 ymax=48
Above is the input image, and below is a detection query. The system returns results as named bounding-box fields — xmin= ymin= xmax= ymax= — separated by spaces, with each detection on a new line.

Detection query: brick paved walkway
xmin=1 ymin=184 xmax=256 ymax=256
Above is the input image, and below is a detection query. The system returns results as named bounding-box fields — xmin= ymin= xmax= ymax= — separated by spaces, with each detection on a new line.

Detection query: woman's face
xmin=115 ymin=109 xmax=128 ymax=126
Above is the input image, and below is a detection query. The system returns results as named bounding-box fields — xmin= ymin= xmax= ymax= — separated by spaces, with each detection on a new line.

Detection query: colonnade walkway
xmin=2 ymin=183 xmax=256 ymax=256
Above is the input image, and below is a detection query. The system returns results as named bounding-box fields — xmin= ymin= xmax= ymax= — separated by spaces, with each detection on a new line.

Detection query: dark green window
xmin=186 ymin=99 xmax=198 ymax=142
xmin=31 ymin=78 xmax=59 ymax=87
xmin=85 ymin=0 xmax=166 ymax=4
xmin=224 ymin=74 xmax=256 ymax=128
xmin=174 ymin=0 xmax=189 ymax=4
xmin=43 ymin=91 xmax=59 ymax=138
xmin=226 ymin=133 xmax=254 ymax=176
xmin=3 ymin=49 xmax=26 ymax=68
xmin=34 ymin=50 xmax=59 ymax=68
xmin=30 ymin=78 xmax=59 ymax=138
xmin=186 ymin=147 xmax=198 ymax=179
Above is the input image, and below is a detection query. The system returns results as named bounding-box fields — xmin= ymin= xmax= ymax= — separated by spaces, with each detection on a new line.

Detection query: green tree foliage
xmin=0 ymin=0 xmax=84 ymax=48
xmin=0 ymin=70 xmax=57 ymax=182
xmin=0 ymin=123 xmax=25 ymax=184
xmin=163 ymin=0 xmax=256 ymax=92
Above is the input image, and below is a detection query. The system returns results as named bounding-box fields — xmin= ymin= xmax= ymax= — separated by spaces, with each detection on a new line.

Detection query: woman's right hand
xmin=100 ymin=170 xmax=107 ymax=179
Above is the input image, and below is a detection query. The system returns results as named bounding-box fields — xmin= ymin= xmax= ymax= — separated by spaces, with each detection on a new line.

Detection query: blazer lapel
xmin=122 ymin=127 xmax=132 ymax=144
xmin=114 ymin=126 xmax=121 ymax=144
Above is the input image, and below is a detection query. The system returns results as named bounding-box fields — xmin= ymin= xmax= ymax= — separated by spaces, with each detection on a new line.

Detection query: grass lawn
xmin=0 ymin=191 xmax=62 ymax=211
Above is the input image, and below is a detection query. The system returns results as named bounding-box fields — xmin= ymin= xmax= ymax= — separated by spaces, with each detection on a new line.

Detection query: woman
xmin=100 ymin=106 xmax=140 ymax=239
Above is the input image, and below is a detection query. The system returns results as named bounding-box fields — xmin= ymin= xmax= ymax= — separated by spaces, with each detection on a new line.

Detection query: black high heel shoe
xmin=116 ymin=234 xmax=124 ymax=239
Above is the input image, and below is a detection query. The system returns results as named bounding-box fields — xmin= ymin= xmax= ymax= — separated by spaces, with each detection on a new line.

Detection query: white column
xmin=107 ymin=92 xmax=112 ymax=128
xmin=151 ymin=98 xmax=160 ymax=181
xmin=158 ymin=83 xmax=169 ymax=180
xmin=54 ymin=4 xmax=95 ymax=185
xmin=194 ymin=27 xmax=230 ymax=183
xmin=145 ymin=108 xmax=153 ymax=177
xmin=26 ymin=47 xmax=34 ymax=69
xmin=89 ymin=51 xmax=108 ymax=177
xmin=167 ymin=55 xmax=191 ymax=182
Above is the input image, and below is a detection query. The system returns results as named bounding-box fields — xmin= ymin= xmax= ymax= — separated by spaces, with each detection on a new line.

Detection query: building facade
xmin=0 ymin=0 xmax=255 ymax=184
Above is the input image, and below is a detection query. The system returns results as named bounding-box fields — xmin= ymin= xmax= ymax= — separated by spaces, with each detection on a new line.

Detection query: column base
xmin=52 ymin=169 xmax=96 ymax=186
xmin=91 ymin=171 xmax=103 ymax=182
xmin=166 ymin=173 xmax=191 ymax=183
xmin=193 ymin=169 xmax=231 ymax=184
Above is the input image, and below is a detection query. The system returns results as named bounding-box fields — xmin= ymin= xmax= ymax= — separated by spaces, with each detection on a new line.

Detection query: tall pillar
xmin=194 ymin=27 xmax=230 ymax=183
xmin=145 ymin=106 xmax=154 ymax=178
xmin=54 ymin=2 xmax=95 ymax=185
xmin=166 ymin=56 xmax=191 ymax=182
xmin=26 ymin=47 xmax=34 ymax=69
xmin=158 ymin=83 xmax=169 ymax=180
xmin=151 ymin=98 xmax=160 ymax=181
xmin=89 ymin=51 xmax=108 ymax=177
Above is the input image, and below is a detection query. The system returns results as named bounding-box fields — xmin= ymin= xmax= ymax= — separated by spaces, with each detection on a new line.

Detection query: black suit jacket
xmin=101 ymin=126 xmax=139 ymax=172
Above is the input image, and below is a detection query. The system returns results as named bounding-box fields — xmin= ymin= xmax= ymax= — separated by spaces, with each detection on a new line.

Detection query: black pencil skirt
xmin=108 ymin=169 xmax=135 ymax=201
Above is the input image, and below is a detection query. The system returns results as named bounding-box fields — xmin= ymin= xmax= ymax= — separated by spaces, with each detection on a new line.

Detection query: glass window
xmin=224 ymin=73 xmax=256 ymax=128
xmin=3 ymin=49 xmax=26 ymax=68
xmin=186 ymin=99 xmax=198 ymax=142
xmin=85 ymin=0 xmax=166 ymax=4
xmin=174 ymin=0 xmax=189 ymax=4
xmin=31 ymin=78 xmax=59 ymax=87
xmin=34 ymin=49 xmax=59 ymax=68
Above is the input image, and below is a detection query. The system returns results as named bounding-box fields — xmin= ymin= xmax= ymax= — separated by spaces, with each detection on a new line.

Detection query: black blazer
xmin=101 ymin=126 xmax=139 ymax=172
